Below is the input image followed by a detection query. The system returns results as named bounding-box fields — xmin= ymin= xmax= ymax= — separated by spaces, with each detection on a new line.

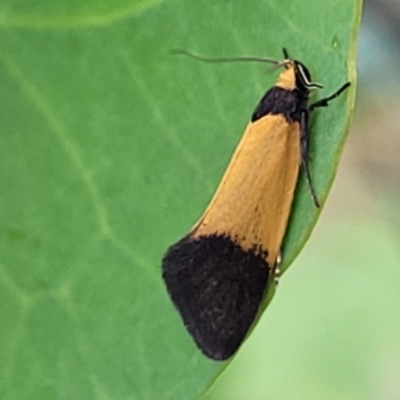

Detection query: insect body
xmin=162 ymin=49 xmax=350 ymax=360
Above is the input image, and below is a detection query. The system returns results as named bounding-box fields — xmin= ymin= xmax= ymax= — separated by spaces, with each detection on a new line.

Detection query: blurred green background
xmin=207 ymin=1 xmax=400 ymax=399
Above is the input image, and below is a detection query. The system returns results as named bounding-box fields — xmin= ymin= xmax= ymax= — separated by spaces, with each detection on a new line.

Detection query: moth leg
xmin=309 ymin=82 xmax=351 ymax=111
xmin=273 ymin=251 xmax=282 ymax=285
xmin=300 ymin=110 xmax=320 ymax=207
xmin=301 ymin=81 xmax=350 ymax=207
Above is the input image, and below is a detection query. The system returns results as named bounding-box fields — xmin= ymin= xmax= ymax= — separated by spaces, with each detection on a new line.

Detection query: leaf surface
xmin=0 ymin=0 xmax=361 ymax=398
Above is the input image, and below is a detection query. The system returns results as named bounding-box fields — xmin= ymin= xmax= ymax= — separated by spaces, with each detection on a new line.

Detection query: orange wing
xmin=191 ymin=115 xmax=300 ymax=267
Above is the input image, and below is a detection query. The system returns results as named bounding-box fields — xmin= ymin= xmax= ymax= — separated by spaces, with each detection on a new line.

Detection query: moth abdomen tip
xmin=162 ymin=233 xmax=270 ymax=360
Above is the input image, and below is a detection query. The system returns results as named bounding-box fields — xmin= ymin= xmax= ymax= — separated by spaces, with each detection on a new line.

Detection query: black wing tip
xmin=162 ymin=233 xmax=270 ymax=360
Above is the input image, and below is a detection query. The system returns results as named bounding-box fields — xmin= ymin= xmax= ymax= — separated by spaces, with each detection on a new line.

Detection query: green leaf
xmin=0 ymin=0 xmax=361 ymax=399
xmin=206 ymin=218 xmax=400 ymax=399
